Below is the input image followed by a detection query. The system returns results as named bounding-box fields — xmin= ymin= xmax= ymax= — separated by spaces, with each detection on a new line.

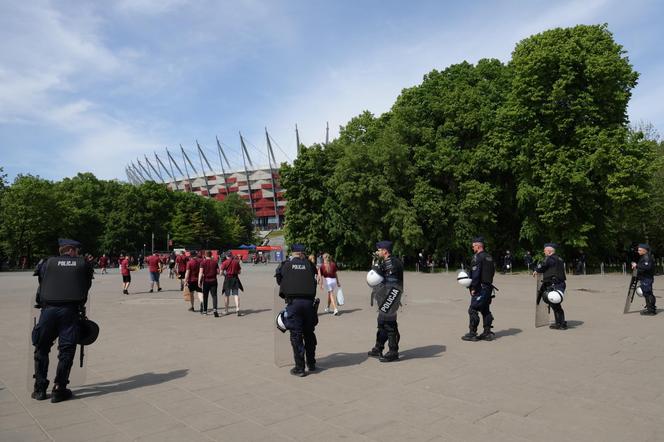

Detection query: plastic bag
xmin=336 ymin=288 xmax=345 ymax=306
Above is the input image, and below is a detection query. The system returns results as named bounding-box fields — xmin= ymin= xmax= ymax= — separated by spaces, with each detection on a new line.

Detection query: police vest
xmin=543 ymin=255 xmax=566 ymax=283
xmin=40 ymin=256 xmax=89 ymax=304
xmin=279 ymin=258 xmax=316 ymax=297
xmin=380 ymin=256 xmax=404 ymax=284
xmin=638 ymin=253 xmax=655 ymax=278
xmin=472 ymin=252 xmax=495 ymax=285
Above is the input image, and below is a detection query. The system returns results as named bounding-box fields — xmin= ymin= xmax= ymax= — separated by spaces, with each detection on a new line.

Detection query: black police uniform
xmin=463 ymin=250 xmax=496 ymax=341
xmin=32 ymin=254 xmax=93 ymax=400
xmin=275 ymin=255 xmax=318 ymax=375
xmin=637 ymin=252 xmax=656 ymax=315
xmin=369 ymin=254 xmax=403 ymax=361
xmin=536 ymin=254 xmax=567 ymax=329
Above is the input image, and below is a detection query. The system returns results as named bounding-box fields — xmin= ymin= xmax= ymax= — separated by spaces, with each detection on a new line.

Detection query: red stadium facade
xmin=165 ymin=168 xmax=285 ymax=229
xmin=125 ymin=132 xmax=292 ymax=230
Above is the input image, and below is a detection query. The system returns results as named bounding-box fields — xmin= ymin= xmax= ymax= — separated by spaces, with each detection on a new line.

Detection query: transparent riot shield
xmin=273 ymin=288 xmax=293 ymax=368
xmin=27 ymin=292 xmax=90 ymax=392
xmin=623 ymin=269 xmax=639 ymax=314
xmin=535 ymin=273 xmax=549 ymax=327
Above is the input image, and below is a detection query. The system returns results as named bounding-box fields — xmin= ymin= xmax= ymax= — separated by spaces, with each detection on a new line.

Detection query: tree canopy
xmin=281 ymin=24 xmax=662 ymax=267
xmin=0 ymin=173 xmax=255 ymax=266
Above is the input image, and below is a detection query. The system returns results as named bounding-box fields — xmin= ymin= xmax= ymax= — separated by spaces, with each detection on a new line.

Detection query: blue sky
xmin=1 ymin=0 xmax=663 ymax=182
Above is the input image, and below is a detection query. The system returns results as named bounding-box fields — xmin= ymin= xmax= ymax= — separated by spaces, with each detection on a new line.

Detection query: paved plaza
xmin=0 ymin=265 xmax=662 ymax=441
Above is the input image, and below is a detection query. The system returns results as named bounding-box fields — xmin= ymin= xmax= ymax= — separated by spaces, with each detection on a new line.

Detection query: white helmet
xmin=457 ymin=270 xmax=472 ymax=288
xmin=367 ymin=269 xmax=384 ymax=287
xmin=547 ymin=289 xmax=564 ymax=304
xmin=275 ymin=310 xmax=288 ymax=333
xmin=636 ymin=286 xmax=644 ymax=297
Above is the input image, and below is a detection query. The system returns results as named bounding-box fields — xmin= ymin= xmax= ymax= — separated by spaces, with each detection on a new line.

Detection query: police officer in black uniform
xmin=462 ymin=237 xmax=496 ymax=341
xmin=533 ymin=243 xmax=567 ymax=329
xmin=632 ymin=243 xmax=657 ymax=316
xmin=368 ymin=240 xmax=403 ymax=362
xmin=274 ymin=244 xmax=318 ymax=376
xmin=32 ymin=239 xmax=93 ymax=402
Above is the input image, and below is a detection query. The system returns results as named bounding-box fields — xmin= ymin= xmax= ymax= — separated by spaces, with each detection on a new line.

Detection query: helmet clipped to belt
xmin=77 ymin=319 xmax=100 ymax=345
xmin=457 ymin=270 xmax=472 ymax=288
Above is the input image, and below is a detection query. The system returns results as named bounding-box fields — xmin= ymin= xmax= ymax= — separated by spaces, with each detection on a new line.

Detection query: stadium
xmin=122 ymin=129 xmax=309 ymax=230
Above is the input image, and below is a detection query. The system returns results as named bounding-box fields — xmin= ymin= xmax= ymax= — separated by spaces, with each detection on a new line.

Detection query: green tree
xmin=0 ymin=175 xmax=62 ymax=265
xmin=503 ymin=24 xmax=642 ymax=256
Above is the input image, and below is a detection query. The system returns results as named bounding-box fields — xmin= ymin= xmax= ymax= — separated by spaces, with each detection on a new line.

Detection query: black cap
xmin=544 ymin=243 xmax=557 ymax=249
xmin=291 ymin=244 xmax=305 ymax=252
xmin=471 ymin=236 xmax=485 ymax=245
xmin=638 ymin=243 xmax=650 ymax=250
xmin=376 ymin=240 xmax=393 ymax=251
xmin=58 ymin=238 xmax=81 ymax=248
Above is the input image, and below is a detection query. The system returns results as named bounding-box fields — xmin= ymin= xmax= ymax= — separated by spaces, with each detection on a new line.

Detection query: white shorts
xmin=325 ymin=277 xmax=338 ymax=292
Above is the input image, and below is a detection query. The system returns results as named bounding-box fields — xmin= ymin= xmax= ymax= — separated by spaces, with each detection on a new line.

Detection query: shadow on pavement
xmin=333 ymin=308 xmax=362 ymax=316
xmin=494 ymin=328 xmax=523 ymax=338
xmin=74 ymin=369 xmax=189 ymax=398
xmin=566 ymin=320 xmax=584 ymax=328
xmin=400 ymin=345 xmax=446 ymax=360
xmin=317 ymin=352 xmax=368 ymax=368
xmin=238 ymin=309 xmax=271 ymax=316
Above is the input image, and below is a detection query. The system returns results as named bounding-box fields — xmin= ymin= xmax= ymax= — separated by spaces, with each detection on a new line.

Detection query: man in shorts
xmin=221 ymin=253 xmax=243 ymax=316
xmin=184 ymin=251 xmax=201 ymax=312
xmin=145 ymin=252 xmax=163 ymax=293
xmin=119 ymin=252 xmax=131 ymax=295
xmin=175 ymin=251 xmax=189 ymax=291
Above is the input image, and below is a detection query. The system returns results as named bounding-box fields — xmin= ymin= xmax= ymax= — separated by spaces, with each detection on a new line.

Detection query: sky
xmin=1 ymin=0 xmax=663 ymax=183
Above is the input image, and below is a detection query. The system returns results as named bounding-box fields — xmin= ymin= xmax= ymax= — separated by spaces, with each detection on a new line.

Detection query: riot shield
xmin=273 ymin=288 xmax=292 ymax=368
xmin=623 ymin=269 xmax=639 ymax=314
xmin=27 ymin=294 xmax=90 ymax=392
xmin=535 ymin=273 xmax=549 ymax=327
xmin=374 ymin=282 xmax=407 ymax=316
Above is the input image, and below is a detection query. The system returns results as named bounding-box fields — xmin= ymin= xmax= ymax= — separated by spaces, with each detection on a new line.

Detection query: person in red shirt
xmin=146 ymin=252 xmax=163 ymax=293
xmin=319 ymin=253 xmax=341 ymax=315
xmin=221 ymin=253 xmax=244 ymax=316
xmin=98 ymin=254 xmax=109 ymax=274
xmin=198 ymin=250 xmax=220 ymax=317
xmin=184 ymin=251 xmax=202 ymax=312
xmin=175 ymin=251 xmax=189 ymax=291
xmin=119 ymin=252 xmax=132 ymax=295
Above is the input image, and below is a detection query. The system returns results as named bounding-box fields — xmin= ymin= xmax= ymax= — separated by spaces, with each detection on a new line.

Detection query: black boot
xmin=461 ymin=332 xmax=479 ymax=341
xmin=368 ymin=347 xmax=383 ymax=357
xmin=478 ymin=328 xmax=495 ymax=341
xmin=379 ymin=351 xmax=399 ymax=362
xmin=51 ymin=387 xmax=73 ymax=403
xmin=31 ymin=382 xmax=48 ymax=401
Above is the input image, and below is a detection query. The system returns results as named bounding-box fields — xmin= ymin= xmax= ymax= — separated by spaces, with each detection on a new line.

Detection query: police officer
xmin=632 ymin=243 xmax=657 ymax=316
xmin=274 ymin=244 xmax=318 ymax=376
xmin=462 ymin=237 xmax=496 ymax=341
xmin=32 ymin=239 xmax=93 ymax=402
xmin=533 ymin=243 xmax=567 ymax=329
xmin=367 ymin=240 xmax=403 ymax=362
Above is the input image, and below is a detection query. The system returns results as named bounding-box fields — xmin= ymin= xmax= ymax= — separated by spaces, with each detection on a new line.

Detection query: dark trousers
xmin=640 ymin=277 xmax=657 ymax=312
xmin=543 ymin=281 xmax=566 ymax=325
xmin=32 ymin=306 xmax=79 ymax=390
xmin=468 ymin=287 xmax=493 ymax=333
xmin=202 ymin=281 xmax=218 ymax=311
xmin=375 ymin=316 xmax=400 ymax=354
xmin=286 ymin=298 xmax=317 ymax=369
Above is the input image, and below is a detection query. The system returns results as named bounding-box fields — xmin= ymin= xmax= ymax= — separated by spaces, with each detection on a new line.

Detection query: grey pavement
xmin=0 ymin=265 xmax=662 ymax=441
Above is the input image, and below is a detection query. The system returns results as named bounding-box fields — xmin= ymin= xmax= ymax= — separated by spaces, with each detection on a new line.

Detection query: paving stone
xmin=46 ymin=419 xmax=118 ymax=442
xmin=1 ymin=268 xmax=663 ymax=441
